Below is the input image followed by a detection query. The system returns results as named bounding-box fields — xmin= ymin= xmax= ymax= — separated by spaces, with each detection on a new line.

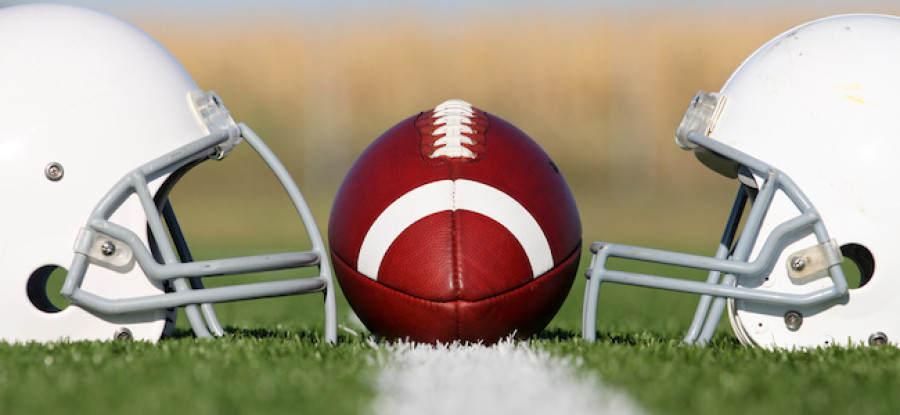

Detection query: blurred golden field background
xmin=132 ymin=6 xmax=900 ymax=253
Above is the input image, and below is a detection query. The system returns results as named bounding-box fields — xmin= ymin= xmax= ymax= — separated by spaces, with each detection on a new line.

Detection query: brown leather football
xmin=329 ymin=100 xmax=581 ymax=344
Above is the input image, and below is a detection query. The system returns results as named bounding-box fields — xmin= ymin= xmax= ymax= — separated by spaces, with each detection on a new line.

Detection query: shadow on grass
xmin=538 ymin=328 xmax=580 ymax=342
xmin=165 ymin=326 xmax=740 ymax=349
xmin=550 ymin=328 xmax=742 ymax=348
xmin=163 ymin=326 xmax=333 ymax=343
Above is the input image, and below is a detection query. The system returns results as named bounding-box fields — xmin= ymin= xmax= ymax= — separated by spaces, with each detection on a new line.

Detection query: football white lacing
xmin=430 ymin=99 xmax=476 ymax=159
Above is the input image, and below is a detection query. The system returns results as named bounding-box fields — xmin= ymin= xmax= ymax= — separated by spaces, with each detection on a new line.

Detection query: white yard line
xmin=371 ymin=340 xmax=646 ymax=415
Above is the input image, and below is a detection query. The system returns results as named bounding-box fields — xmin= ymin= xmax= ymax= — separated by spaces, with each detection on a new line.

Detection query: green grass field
xmin=6 ymin=7 xmax=900 ymax=413
xmin=5 ymin=246 xmax=900 ymax=415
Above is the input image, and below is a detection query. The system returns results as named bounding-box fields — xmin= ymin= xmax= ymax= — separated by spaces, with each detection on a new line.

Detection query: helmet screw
xmin=784 ymin=310 xmax=803 ymax=331
xmin=869 ymin=332 xmax=888 ymax=347
xmin=114 ymin=327 xmax=133 ymax=341
xmin=100 ymin=241 xmax=116 ymax=256
xmin=790 ymin=257 xmax=806 ymax=272
xmin=44 ymin=162 xmax=64 ymax=181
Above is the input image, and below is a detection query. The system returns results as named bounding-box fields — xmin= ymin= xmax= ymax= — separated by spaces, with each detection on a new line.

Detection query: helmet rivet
xmin=44 ymin=162 xmax=64 ymax=181
xmin=784 ymin=310 xmax=803 ymax=331
xmin=869 ymin=332 xmax=888 ymax=347
xmin=114 ymin=327 xmax=133 ymax=341
xmin=100 ymin=241 xmax=116 ymax=256
xmin=790 ymin=257 xmax=806 ymax=272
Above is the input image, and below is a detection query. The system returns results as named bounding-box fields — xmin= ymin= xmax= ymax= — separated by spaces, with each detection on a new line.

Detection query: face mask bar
xmin=582 ymin=131 xmax=849 ymax=346
xmin=59 ymin=122 xmax=337 ymax=343
xmin=151 ymin=160 xmax=225 ymax=339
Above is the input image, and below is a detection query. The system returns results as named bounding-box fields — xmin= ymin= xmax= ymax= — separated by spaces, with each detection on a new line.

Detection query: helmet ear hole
xmin=840 ymin=244 xmax=875 ymax=289
xmin=27 ymin=265 xmax=72 ymax=313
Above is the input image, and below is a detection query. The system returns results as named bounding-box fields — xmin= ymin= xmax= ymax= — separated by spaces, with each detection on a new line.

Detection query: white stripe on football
xmin=357 ymin=179 xmax=553 ymax=280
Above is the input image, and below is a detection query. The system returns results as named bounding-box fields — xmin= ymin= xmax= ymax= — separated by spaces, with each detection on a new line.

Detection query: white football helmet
xmin=0 ymin=4 xmax=336 ymax=342
xmin=583 ymin=14 xmax=900 ymax=349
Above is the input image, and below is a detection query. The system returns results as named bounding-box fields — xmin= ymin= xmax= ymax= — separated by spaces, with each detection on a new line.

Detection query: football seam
xmin=450 ymin=162 xmax=461 ymax=338
xmin=453 ymin=239 xmax=581 ymax=306
xmin=333 ymin=239 xmax=582 ymax=304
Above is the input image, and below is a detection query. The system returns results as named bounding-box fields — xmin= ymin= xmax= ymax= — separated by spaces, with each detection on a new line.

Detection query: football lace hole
xmin=27 ymin=265 xmax=71 ymax=313
xmin=839 ymin=243 xmax=874 ymax=289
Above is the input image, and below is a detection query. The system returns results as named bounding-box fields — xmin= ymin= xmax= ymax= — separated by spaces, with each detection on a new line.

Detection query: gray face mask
xmin=63 ymin=90 xmax=336 ymax=343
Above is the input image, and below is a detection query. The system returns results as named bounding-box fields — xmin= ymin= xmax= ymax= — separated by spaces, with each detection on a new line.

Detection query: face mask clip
xmin=675 ymin=90 xmax=726 ymax=150
xmin=74 ymin=228 xmax=135 ymax=272
xmin=189 ymin=90 xmax=242 ymax=160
